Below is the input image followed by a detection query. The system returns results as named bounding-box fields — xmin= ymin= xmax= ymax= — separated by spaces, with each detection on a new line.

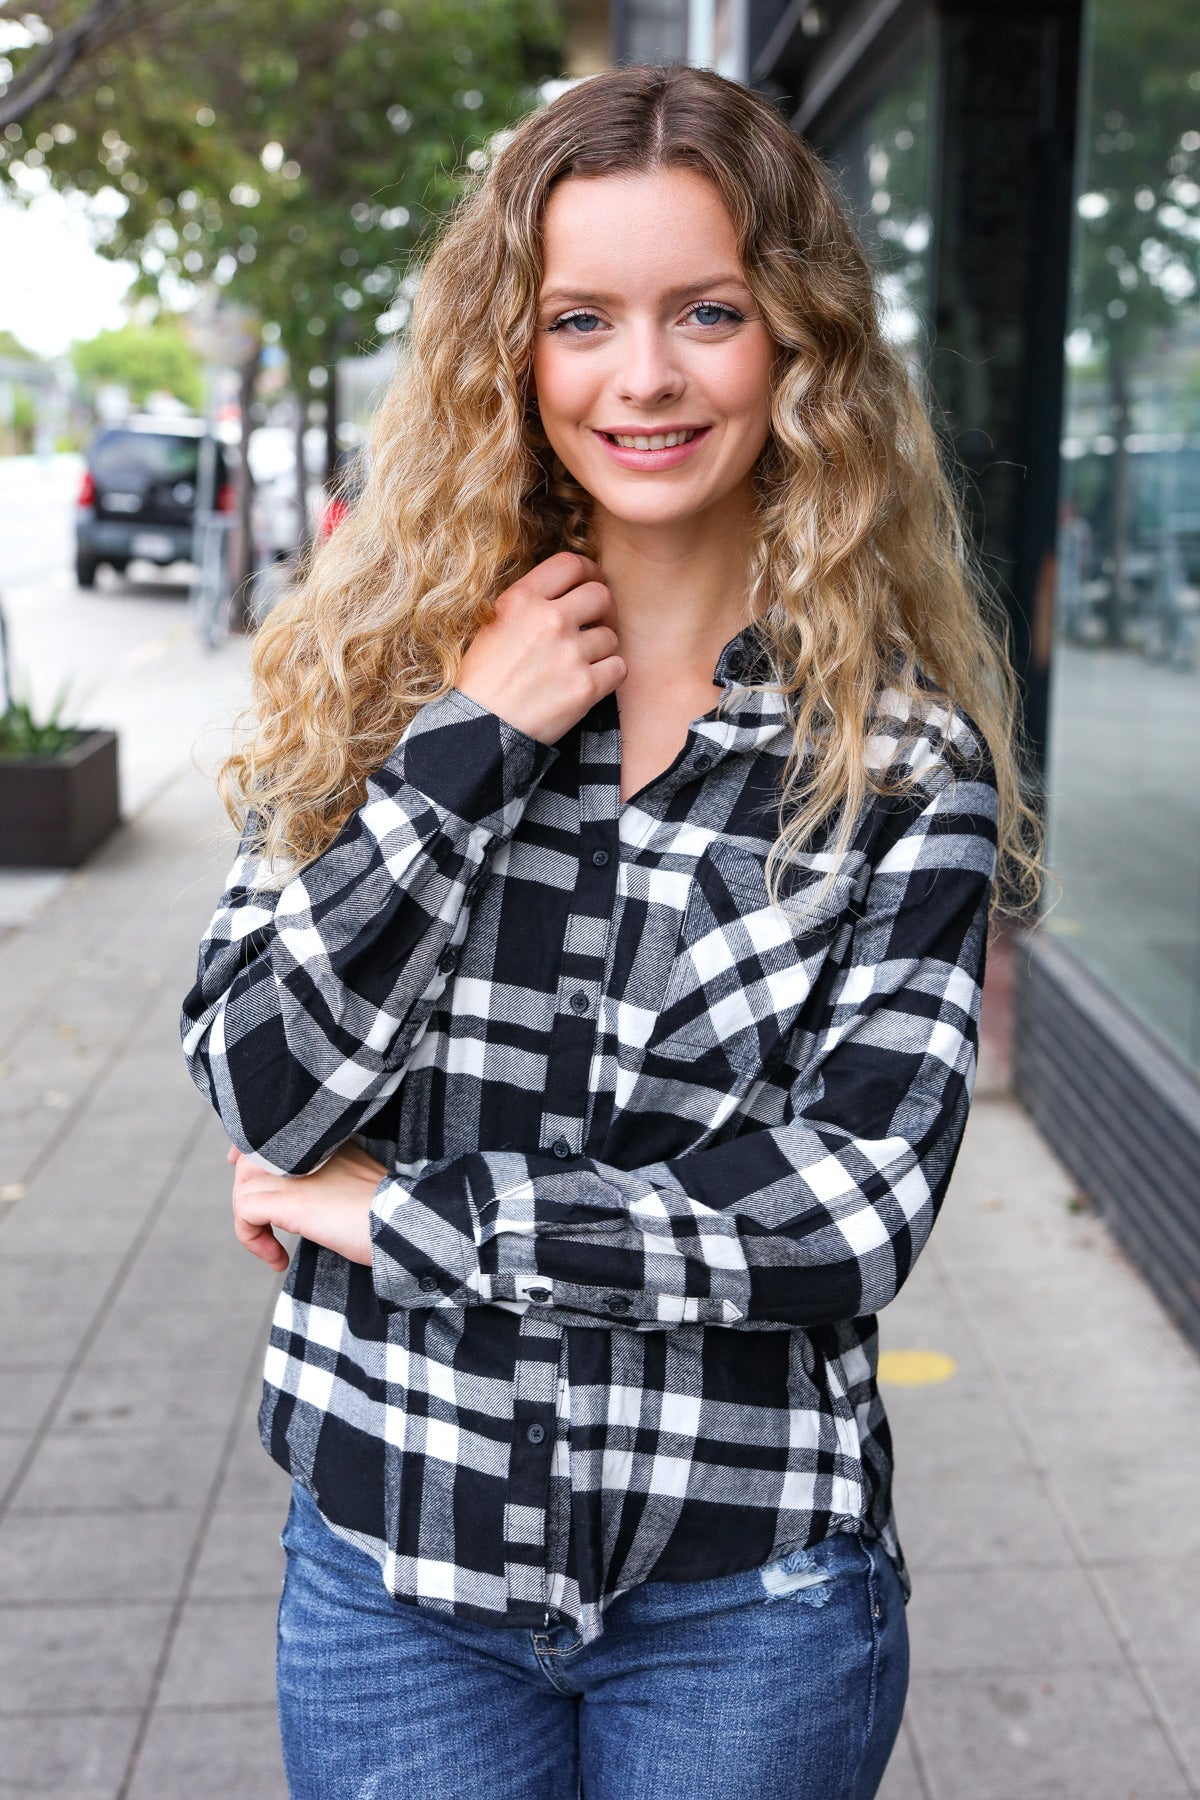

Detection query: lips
xmin=591 ymin=425 xmax=712 ymax=470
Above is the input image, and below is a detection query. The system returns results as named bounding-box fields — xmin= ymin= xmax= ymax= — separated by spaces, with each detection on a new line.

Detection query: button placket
xmin=536 ymin=727 xmax=619 ymax=1161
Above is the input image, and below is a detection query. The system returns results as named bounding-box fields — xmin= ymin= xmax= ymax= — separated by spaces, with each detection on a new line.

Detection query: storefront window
xmin=823 ymin=39 xmax=935 ymax=368
xmin=1047 ymin=0 xmax=1200 ymax=1069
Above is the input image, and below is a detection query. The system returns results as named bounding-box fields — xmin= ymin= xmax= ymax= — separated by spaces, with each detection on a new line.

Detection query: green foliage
xmin=0 ymin=329 xmax=39 ymax=362
xmin=1 ymin=0 xmax=563 ymax=379
xmin=1073 ymin=0 xmax=1200 ymax=372
xmin=0 ymin=684 xmax=81 ymax=760
xmin=71 ymin=317 xmax=200 ymax=408
xmin=70 ymin=317 xmax=204 ymax=410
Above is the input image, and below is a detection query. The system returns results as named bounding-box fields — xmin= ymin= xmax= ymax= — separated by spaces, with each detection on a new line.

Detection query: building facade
xmin=610 ymin=0 xmax=1200 ymax=1344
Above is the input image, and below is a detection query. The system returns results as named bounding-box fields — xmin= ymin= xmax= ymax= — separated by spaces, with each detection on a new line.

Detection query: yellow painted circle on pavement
xmin=877 ymin=1349 xmax=957 ymax=1387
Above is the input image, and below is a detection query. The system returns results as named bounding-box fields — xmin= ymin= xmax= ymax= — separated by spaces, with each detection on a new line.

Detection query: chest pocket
xmin=645 ymin=842 xmax=863 ymax=1075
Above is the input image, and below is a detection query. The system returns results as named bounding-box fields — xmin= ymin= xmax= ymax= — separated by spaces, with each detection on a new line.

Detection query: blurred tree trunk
xmin=1106 ymin=346 xmax=1132 ymax=649
xmin=229 ymin=338 xmax=259 ymax=632
xmin=294 ymin=389 xmax=310 ymax=558
xmin=323 ymin=359 xmax=339 ymax=492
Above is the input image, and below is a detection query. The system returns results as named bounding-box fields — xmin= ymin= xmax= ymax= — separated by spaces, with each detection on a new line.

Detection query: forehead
xmin=538 ymin=168 xmax=744 ymax=295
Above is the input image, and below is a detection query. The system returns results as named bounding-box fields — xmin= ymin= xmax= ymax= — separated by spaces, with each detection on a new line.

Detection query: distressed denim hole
xmin=760 ymin=1545 xmax=835 ymax=1607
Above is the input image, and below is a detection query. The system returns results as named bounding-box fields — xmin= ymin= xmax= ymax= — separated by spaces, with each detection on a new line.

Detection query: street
xmin=1 ymin=475 xmax=1199 ymax=1796
xmin=0 ymin=454 xmax=252 ymax=926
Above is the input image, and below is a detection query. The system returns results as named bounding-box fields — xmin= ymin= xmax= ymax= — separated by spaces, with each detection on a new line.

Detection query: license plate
xmin=131 ymin=532 xmax=176 ymax=559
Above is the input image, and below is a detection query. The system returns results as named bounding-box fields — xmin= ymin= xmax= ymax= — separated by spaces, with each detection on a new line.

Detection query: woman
xmin=181 ymin=62 xmax=1035 ymax=1800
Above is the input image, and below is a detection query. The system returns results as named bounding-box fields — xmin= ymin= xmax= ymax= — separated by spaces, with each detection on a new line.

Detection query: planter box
xmin=0 ymin=729 xmax=121 ymax=868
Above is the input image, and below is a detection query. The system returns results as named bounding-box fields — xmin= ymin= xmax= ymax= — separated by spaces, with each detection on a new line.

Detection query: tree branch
xmin=0 ymin=0 xmax=137 ymax=131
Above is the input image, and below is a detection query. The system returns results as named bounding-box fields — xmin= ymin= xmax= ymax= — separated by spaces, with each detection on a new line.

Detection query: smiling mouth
xmin=597 ymin=428 xmax=705 ymax=449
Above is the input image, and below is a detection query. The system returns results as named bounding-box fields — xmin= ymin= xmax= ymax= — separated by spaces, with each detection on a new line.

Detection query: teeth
xmin=610 ymin=429 xmax=698 ymax=449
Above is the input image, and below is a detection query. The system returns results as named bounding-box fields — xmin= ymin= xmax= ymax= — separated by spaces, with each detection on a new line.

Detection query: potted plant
xmin=0 ymin=597 xmax=121 ymax=868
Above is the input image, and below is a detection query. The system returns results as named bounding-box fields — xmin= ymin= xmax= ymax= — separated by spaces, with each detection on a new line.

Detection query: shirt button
xmin=437 ymin=946 xmax=458 ymax=974
xmin=526 ymin=1422 xmax=546 ymax=1445
xmin=605 ymin=1294 xmax=632 ymax=1315
xmin=568 ymin=990 xmax=589 ymax=1014
xmin=418 ymin=1273 xmax=440 ymax=1293
xmin=693 ymin=751 xmax=713 ymax=771
xmin=591 ymin=848 xmax=610 ymax=867
xmin=527 ymin=1286 xmax=552 ymax=1304
xmin=551 ymin=1137 xmax=572 ymax=1159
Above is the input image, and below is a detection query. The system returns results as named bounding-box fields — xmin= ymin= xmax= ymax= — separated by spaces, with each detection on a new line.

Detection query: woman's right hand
xmin=454 ymin=552 xmax=627 ymax=745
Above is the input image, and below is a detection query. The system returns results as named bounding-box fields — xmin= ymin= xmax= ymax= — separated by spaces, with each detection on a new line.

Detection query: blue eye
xmin=548 ymin=310 xmax=603 ymax=335
xmin=691 ymin=302 xmax=742 ymax=326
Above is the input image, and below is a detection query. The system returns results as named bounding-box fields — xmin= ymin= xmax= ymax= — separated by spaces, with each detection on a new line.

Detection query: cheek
xmin=715 ymin=338 xmax=775 ymax=432
xmin=530 ymin=344 xmax=596 ymax=438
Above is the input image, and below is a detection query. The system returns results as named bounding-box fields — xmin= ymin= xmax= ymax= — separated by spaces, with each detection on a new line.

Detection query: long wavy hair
xmin=222 ymin=61 xmax=1039 ymax=910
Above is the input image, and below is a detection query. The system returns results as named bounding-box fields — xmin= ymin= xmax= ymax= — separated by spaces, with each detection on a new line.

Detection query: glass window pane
xmin=1047 ymin=0 xmax=1200 ymax=1070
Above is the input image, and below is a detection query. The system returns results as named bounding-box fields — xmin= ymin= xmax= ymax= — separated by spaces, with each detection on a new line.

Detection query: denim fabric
xmin=276 ymin=1480 xmax=909 ymax=1800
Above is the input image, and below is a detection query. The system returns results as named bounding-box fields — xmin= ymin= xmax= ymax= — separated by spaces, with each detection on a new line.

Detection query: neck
xmin=591 ymin=484 xmax=757 ymax=689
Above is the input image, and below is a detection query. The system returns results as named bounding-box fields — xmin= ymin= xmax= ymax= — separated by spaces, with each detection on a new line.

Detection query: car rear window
xmin=91 ymin=432 xmax=201 ymax=484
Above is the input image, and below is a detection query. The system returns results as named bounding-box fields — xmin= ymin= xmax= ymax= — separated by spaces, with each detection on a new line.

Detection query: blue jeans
xmin=277 ymin=1480 xmax=909 ymax=1800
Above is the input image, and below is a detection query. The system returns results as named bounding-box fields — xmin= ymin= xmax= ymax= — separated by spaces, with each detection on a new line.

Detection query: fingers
xmin=233 ymin=1209 xmax=290 ymax=1271
xmin=578 ymin=623 xmax=621 ymax=664
xmin=553 ymin=579 xmax=617 ymax=631
xmin=519 ymin=551 xmax=602 ymax=600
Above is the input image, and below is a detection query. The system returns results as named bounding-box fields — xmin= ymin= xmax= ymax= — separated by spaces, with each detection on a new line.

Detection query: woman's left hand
xmin=227 ymin=1139 xmax=390 ymax=1272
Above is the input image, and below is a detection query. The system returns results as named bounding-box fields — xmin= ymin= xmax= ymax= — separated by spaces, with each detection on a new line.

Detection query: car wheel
xmin=75 ymin=554 xmax=98 ymax=589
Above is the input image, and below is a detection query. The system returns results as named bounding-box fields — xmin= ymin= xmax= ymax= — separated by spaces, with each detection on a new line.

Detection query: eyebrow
xmin=538 ymin=274 xmax=750 ymax=307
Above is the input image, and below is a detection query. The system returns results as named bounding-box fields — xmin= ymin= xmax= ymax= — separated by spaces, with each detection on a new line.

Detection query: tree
xmin=1068 ymin=0 xmax=1200 ymax=639
xmin=71 ymin=316 xmax=203 ymax=411
xmin=0 ymin=0 xmax=169 ymax=132
xmin=2 ymin=0 xmax=562 ymax=477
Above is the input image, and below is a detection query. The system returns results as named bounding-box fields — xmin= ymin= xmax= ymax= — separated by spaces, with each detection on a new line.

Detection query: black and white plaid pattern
xmin=181 ymin=624 xmax=997 ymax=1642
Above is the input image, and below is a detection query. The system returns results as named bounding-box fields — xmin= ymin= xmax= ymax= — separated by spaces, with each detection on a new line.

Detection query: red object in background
xmin=318 ymin=496 xmax=349 ymax=539
xmin=216 ymin=481 xmax=237 ymax=514
xmin=77 ymin=470 xmax=96 ymax=508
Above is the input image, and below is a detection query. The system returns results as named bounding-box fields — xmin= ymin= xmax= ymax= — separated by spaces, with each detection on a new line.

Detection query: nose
xmin=614 ymin=319 xmax=685 ymax=409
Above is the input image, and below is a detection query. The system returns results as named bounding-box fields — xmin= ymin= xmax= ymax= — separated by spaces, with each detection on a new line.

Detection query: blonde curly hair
xmin=222 ymin=61 xmax=1039 ymax=909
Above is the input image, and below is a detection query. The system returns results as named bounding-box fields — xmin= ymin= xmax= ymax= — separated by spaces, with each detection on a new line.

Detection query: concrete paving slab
xmin=9 ymin=1428 xmax=223 ymax=1515
xmin=905 ymin=1666 xmax=1192 ymax=1800
xmin=189 ymin=1503 xmax=286 ymax=1602
xmin=220 ymin=1405 xmax=292 ymax=1513
xmin=0 ymin=1602 xmax=172 ymax=1713
xmin=876 ymin=1720 xmax=928 ymax=1800
xmin=0 ymin=1507 xmax=200 ymax=1604
xmin=0 ymin=1367 xmax=65 ymax=1434
xmin=905 ymin=1562 xmax=1125 ymax=1675
xmin=55 ymin=1354 xmax=250 ymax=1437
xmin=0 ymin=1711 xmax=142 ymax=1799
xmin=893 ymin=1460 xmax=1077 ymax=1570
xmin=85 ymin=1299 xmax=268 ymax=1372
xmin=1139 ymin=1661 xmax=1200 ymax=1782
xmin=0 ymin=1258 xmax=117 ymax=1366
xmin=0 ymin=1431 xmax=32 ymax=1494
xmin=155 ymin=1596 xmax=280 ymax=1710
xmin=1050 ymin=1459 xmax=1200 ymax=1563
xmin=125 ymin=1703 xmax=287 ymax=1800
xmin=1093 ymin=1556 xmax=1200 ymax=1669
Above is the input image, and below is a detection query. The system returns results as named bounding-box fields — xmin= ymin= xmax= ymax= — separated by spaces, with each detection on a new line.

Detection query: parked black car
xmin=75 ymin=417 xmax=234 ymax=588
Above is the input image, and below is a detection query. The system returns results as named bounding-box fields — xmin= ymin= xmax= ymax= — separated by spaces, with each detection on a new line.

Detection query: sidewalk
xmin=2 ymin=726 xmax=1199 ymax=1797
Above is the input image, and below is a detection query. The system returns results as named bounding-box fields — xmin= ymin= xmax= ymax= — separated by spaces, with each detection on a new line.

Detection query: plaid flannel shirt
xmin=180 ymin=623 xmax=997 ymax=1644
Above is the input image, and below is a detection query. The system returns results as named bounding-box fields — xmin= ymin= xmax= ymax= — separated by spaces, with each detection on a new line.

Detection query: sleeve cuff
xmin=369 ymin=1163 xmax=479 ymax=1311
xmin=389 ymin=688 xmax=559 ymax=837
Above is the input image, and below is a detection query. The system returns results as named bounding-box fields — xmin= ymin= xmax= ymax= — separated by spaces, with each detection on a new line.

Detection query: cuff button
xmin=418 ymin=1273 xmax=441 ymax=1293
xmin=604 ymin=1294 xmax=632 ymax=1315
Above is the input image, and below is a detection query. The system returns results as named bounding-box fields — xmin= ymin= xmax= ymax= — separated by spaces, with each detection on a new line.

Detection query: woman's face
xmin=530 ymin=167 xmax=775 ymax=532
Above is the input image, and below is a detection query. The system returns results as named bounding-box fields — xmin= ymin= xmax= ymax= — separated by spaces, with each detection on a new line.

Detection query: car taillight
xmin=77 ymin=470 xmax=96 ymax=507
xmin=216 ymin=481 xmax=237 ymax=513
xmin=319 ymin=497 xmax=349 ymax=539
